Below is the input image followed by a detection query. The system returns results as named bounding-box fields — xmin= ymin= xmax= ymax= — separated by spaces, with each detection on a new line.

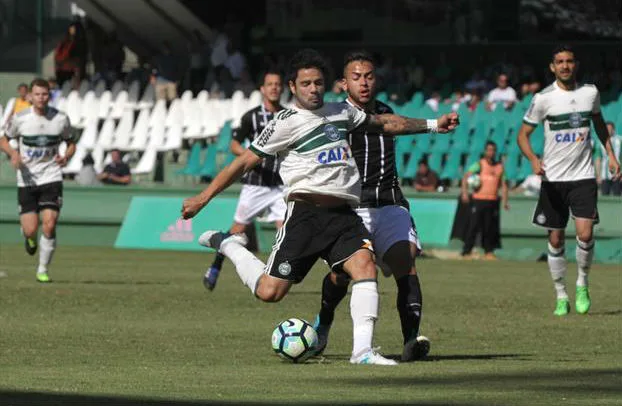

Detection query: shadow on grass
xmin=0 ymin=391 xmax=473 ymax=406
xmin=52 ymin=280 xmax=171 ymax=285
xmin=319 ymin=368 xmax=622 ymax=394
xmin=588 ymin=309 xmax=622 ymax=316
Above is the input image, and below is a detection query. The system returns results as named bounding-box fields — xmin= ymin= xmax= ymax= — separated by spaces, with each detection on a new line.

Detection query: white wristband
xmin=426 ymin=119 xmax=438 ymax=133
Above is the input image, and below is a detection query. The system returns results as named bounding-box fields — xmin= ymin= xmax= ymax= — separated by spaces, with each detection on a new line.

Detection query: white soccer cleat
xmin=198 ymin=231 xmax=248 ymax=251
xmin=350 ymin=348 xmax=398 ymax=366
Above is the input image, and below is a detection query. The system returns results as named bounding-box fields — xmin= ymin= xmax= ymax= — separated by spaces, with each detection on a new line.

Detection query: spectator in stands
xmin=460 ymin=141 xmax=509 ymax=260
xmin=413 ymin=159 xmax=440 ymax=192
xmin=233 ymin=68 xmax=256 ymax=97
xmin=97 ymin=149 xmax=131 ymax=186
xmin=187 ymin=30 xmax=211 ymax=94
xmin=486 ymin=73 xmax=517 ymax=111
xmin=48 ymin=78 xmax=62 ymax=107
xmin=76 ymin=154 xmax=100 ymax=186
xmin=12 ymin=83 xmax=31 ymax=114
xmin=54 ymin=22 xmax=87 ymax=88
xmin=152 ymin=41 xmax=183 ymax=102
xmin=425 ymin=92 xmax=441 ymax=112
xmin=467 ymin=91 xmax=482 ymax=112
xmin=595 ymin=121 xmax=622 ymax=196
xmin=100 ymin=32 xmax=125 ymax=86
xmin=224 ymin=40 xmax=247 ymax=81
xmin=449 ymin=89 xmax=470 ymax=111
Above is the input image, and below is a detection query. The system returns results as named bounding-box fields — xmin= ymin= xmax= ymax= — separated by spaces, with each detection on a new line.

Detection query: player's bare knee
xmin=548 ymin=231 xmax=565 ymax=248
xmin=343 ymin=250 xmax=376 ymax=281
xmin=255 ymin=277 xmax=288 ymax=302
xmin=576 ymin=230 xmax=593 ymax=243
xmin=41 ymin=221 xmax=57 ymax=238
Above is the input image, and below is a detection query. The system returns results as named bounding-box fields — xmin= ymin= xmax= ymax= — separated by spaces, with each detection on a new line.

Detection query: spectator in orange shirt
xmin=13 ymin=83 xmax=32 ymax=114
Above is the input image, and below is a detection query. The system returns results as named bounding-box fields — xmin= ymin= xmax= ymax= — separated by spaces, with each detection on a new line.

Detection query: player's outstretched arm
xmin=182 ymin=149 xmax=262 ymax=219
xmin=592 ymin=113 xmax=621 ymax=179
xmin=517 ymin=123 xmax=544 ymax=176
xmin=365 ymin=112 xmax=459 ymax=136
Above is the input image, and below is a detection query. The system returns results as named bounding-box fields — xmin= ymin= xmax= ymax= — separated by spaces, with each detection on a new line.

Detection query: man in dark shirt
xmin=413 ymin=159 xmax=439 ymax=192
xmin=98 ymin=149 xmax=131 ymax=185
xmin=202 ymin=71 xmax=286 ymax=290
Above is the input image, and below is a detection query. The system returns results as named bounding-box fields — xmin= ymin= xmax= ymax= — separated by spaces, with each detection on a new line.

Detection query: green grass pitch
xmin=0 ymin=244 xmax=620 ymax=405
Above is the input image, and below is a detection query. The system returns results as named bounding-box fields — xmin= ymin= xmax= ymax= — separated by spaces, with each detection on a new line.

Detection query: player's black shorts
xmin=265 ymin=201 xmax=373 ymax=284
xmin=17 ymin=181 xmax=63 ymax=215
xmin=532 ymin=179 xmax=599 ymax=229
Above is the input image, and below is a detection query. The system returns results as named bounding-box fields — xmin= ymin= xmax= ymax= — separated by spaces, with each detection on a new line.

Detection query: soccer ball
xmin=271 ymin=318 xmax=318 ymax=363
xmin=467 ymin=174 xmax=481 ymax=190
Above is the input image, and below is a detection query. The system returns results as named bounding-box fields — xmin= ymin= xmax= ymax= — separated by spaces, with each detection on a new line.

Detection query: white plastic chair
xmin=126 ymin=80 xmax=141 ymax=109
xmin=131 ymin=147 xmax=157 ymax=176
xmin=112 ymin=110 xmax=135 ymax=150
xmin=65 ymin=91 xmax=82 ymax=128
xmin=128 ymin=109 xmax=150 ymax=151
xmin=165 ymin=99 xmax=183 ymax=129
xmin=97 ymin=91 xmax=112 ymax=119
xmin=146 ymin=124 xmax=166 ymax=149
xmin=77 ymin=118 xmax=99 ymax=149
xmin=110 ymin=90 xmax=128 ymax=119
xmin=160 ymin=123 xmax=183 ymax=151
xmin=62 ymin=145 xmax=88 ymax=175
xmin=1 ymin=98 xmax=15 ymax=128
xmin=138 ymin=84 xmax=155 ymax=109
xmin=96 ymin=118 xmax=116 ymax=149
xmin=149 ymin=99 xmax=167 ymax=129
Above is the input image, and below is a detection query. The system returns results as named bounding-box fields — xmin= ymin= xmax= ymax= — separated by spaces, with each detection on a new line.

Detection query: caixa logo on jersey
xmin=25 ymin=148 xmax=56 ymax=158
xmin=317 ymin=146 xmax=350 ymax=164
xmin=555 ymin=131 xmax=589 ymax=143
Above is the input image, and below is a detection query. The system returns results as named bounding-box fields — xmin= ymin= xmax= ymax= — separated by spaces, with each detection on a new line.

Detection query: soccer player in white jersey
xmin=517 ymin=45 xmax=620 ymax=316
xmin=0 ymin=78 xmax=75 ymax=283
xmin=181 ymin=49 xmax=458 ymax=365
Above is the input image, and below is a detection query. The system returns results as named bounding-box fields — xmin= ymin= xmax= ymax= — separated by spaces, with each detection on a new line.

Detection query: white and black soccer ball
xmin=467 ymin=174 xmax=481 ymax=191
xmin=271 ymin=318 xmax=318 ymax=363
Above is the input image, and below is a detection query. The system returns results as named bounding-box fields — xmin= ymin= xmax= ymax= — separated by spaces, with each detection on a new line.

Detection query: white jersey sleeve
xmin=4 ymin=115 xmax=19 ymax=139
xmin=345 ymin=104 xmax=367 ymax=131
xmin=523 ymin=94 xmax=545 ymax=126
xmin=249 ymin=113 xmax=290 ymax=157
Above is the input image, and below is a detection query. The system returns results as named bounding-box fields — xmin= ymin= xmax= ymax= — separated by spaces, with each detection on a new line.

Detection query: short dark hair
xmin=29 ymin=78 xmax=50 ymax=91
xmin=485 ymin=141 xmax=497 ymax=149
xmin=552 ymin=44 xmax=575 ymax=61
xmin=286 ymin=49 xmax=330 ymax=84
xmin=343 ymin=50 xmax=376 ymax=71
xmin=606 ymin=121 xmax=615 ymax=128
xmin=418 ymin=159 xmax=429 ymax=166
xmin=111 ymin=148 xmax=121 ymax=154
xmin=260 ymin=70 xmax=282 ymax=86
xmin=17 ymin=83 xmax=28 ymax=90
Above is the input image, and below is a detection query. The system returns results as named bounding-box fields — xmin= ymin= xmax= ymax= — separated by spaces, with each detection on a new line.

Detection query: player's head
xmin=550 ymin=45 xmax=577 ymax=84
xmin=287 ymin=49 xmax=328 ymax=110
xmin=496 ymin=73 xmax=509 ymax=89
xmin=29 ymin=78 xmax=50 ymax=110
xmin=259 ymin=70 xmax=283 ymax=104
xmin=342 ymin=50 xmax=376 ymax=106
xmin=17 ymin=83 xmax=28 ymax=99
xmin=484 ymin=141 xmax=497 ymax=160
xmin=606 ymin=121 xmax=615 ymax=136
xmin=417 ymin=159 xmax=429 ymax=174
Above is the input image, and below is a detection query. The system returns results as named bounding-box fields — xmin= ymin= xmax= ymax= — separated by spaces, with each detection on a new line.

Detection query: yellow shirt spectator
xmin=13 ymin=98 xmax=32 ymax=114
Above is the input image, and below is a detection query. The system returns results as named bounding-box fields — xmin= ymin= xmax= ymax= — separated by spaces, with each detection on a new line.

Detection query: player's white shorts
xmin=356 ymin=205 xmax=421 ymax=276
xmin=234 ymin=184 xmax=287 ymax=225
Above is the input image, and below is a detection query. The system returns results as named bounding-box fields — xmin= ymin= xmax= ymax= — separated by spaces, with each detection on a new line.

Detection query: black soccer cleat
xmin=402 ymin=336 xmax=431 ymax=362
xmin=25 ymin=237 xmax=38 ymax=256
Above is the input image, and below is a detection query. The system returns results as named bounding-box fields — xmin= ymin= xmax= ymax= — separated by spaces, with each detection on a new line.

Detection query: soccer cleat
xmin=483 ymin=253 xmax=498 ymax=261
xmin=311 ymin=315 xmax=331 ymax=355
xmin=402 ymin=335 xmax=431 ymax=362
xmin=36 ymin=272 xmax=51 ymax=283
xmin=575 ymin=286 xmax=591 ymax=314
xmin=25 ymin=237 xmax=37 ymax=256
xmin=198 ymin=231 xmax=248 ymax=251
xmin=350 ymin=348 xmax=398 ymax=366
xmin=203 ymin=266 xmax=220 ymax=291
xmin=553 ymin=298 xmax=570 ymax=316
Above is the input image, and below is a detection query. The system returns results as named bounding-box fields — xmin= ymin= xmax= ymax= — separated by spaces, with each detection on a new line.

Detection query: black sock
xmin=396 ymin=274 xmax=423 ymax=344
xmin=211 ymin=252 xmax=225 ymax=270
xmin=318 ymin=272 xmax=348 ymax=326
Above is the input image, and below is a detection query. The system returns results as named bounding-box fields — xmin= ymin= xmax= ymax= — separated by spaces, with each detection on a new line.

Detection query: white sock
xmin=38 ymin=235 xmax=56 ymax=274
xmin=350 ymin=280 xmax=378 ymax=358
xmin=576 ymin=238 xmax=594 ymax=287
xmin=220 ymin=241 xmax=265 ymax=294
xmin=547 ymin=242 xmax=568 ymax=299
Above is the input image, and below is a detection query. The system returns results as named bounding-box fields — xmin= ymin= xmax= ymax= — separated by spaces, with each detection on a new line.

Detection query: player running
xmin=0 ymin=78 xmax=75 ymax=283
xmin=312 ymin=51 xmax=431 ymax=362
xmin=181 ymin=49 xmax=458 ymax=365
xmin=517 ymin=45 xmax=620 ymax=316
xmin=203 ymin=70 xmax=287 ymax=290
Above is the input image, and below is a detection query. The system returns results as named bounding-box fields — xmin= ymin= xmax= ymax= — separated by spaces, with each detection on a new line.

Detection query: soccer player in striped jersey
xmin=0 ymin=78 xmax=75 ymax=283
xmin=312 ymin=51 xmax=431 ymax=362
xmin=518 ymin=45 xmax=620 ymax=316
xmin=182 ymin=49 xmax=458 ymax=365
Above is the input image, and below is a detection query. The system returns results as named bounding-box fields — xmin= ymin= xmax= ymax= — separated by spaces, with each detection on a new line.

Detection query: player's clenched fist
xmin=438 ymin=112 xmax=459 ymax=133
xmin=181 ymin=195 xmax=205 ymax=219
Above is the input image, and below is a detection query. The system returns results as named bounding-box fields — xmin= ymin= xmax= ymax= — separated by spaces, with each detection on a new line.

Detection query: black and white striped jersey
xmin=233 ymin=104 xmax=284 ymax=187
xmin=345 ymin=99 xmax=408 ymax=208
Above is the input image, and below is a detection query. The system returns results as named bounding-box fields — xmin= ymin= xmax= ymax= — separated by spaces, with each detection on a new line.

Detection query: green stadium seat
xmin=451 ymin=124 xmax=471 ymax=153
xmin=428 ymin=151 xmax=444 ymax=173
xmin=431 ymin=131 xmax=451 ymax=153
xmin=176 ymin=143 xmax=204 ymax=176
xmin=465 ymin=151 xmax=481 ymax=169
xmin=530 ymin=125 xmax=544 ymax=156
xmin=414 ymin=133 xmax=432 ymax=153
xmin=503 ymin=150 xmax=521 ymax=182
xmin=410 ymin=92 xmax=424 ymax=107
xmin=402 ymin=149 xmax=425 ymax=180
xmin=377 ymin=92 xmax=389 ymax=103
xmin=216 ymin=121 xmax=233 ymax=152
xmin=490 ymin=121 xmax=507 ymax=154
xmin=440 ymin=151 xmax=461 ymax=180
xmin=518 ymin=156 xmax=533 ymax=180
xmin=199 ymin=144 xmax=218 ymax=178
